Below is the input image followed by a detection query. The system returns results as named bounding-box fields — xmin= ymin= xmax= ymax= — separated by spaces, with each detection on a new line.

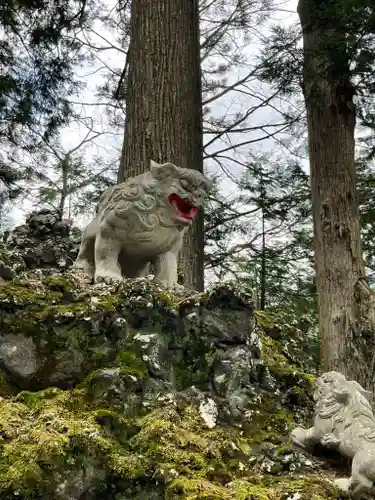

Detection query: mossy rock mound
xmin=0 ymin=390 xmax=340 ymax=500
xmin=0 ymin=273 xmax=340 ymax=499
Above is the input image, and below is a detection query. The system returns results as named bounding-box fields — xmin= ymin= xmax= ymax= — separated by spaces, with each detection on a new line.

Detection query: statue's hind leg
xmin=349 ymin=474 xmax=372 ymax=499
xmin=347 ymin=453 xmax=374 ymax=499
xmin=74 ymin=220 xmax=97 ymax=278
xmin=94 ymin=230 xmax=122 ymax=284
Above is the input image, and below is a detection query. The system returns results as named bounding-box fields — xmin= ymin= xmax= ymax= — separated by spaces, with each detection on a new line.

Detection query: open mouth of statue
xmin=168 ymin=194 xmax=198 ymax=221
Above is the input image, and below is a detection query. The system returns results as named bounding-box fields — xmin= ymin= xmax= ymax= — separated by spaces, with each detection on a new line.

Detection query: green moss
xmin=0 ymin=281 xmax=91 ymax=357
xmin=261 ymin=337 xmax=294 ymax=375
xmin=15 ymin=387 xmax=63 ymax=409
xmin=232 ymin=476 xmax=340 ymax=500
xmin=154 ymin=290 xmax=179 ymax=308
xmin=261 ymin=336 xmax=315 ymax=390
xmin=254 ymin=310 xmax=280 ymax=331
xmin=166 ymin=477 xmax=231 ymax=499
xmin=0 ymin=283 xmax=55 ymax=306
xmin=0 ymin=369 xmax=14 ymax=398
xmin=37 ymin=301 xmax=90 ymax=319
xmin=93 ymin=293 xmax=121 ymax=312
xmin=0 ymin=277 xmax=331 ymax=498
xmin=127 ymin=405 xmax=252 ymax=486
xmin=0 ymin=391 xmax=146 ymax=497
xmin=165 ymin=475 xmax=340 ymax=500
xmin=233 ymin=480 xmax=269 ymax=500
xmin=240 ymin=391 xmax=294 ymax=445
xmin=303 ymin=372 xmax=316 ymax=384
xmin=94 ymin=409 xmax=141 ymax=445
xmin=274 ymin=442 xmax=294 ymax=455
xmin=117 ymin=349 xmax=148 ymax=378
xmin=42 ymin=275 xmax=76 ymax=293
xmin=0 ymin=384 xmax=340 ymax=500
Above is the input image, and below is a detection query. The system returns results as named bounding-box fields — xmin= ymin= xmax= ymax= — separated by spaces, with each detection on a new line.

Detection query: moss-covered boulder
xmin=0 ymin=264 xmax=348 ymax=499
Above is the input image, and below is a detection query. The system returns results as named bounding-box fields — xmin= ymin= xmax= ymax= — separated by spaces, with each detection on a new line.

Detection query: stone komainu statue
xmin=291 ymin=371 xmax=375 ymax=499
xmin=74 ymin=160 xmax=213 ymax=285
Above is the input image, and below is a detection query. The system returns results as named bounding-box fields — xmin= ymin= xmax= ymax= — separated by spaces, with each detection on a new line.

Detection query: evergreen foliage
xmin=205 ymin=154 xmax=315 ymax=317
xmin=0 ymin=0 xmax=88 ymax=149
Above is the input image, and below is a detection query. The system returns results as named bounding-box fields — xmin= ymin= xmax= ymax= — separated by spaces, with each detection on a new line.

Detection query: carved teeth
xmin=169 ymin=194 xmax=196 ymax=220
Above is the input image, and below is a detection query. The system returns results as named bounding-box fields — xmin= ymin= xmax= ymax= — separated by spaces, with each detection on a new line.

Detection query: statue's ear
xmin=150 ymin=161 xmax=178 ymax=180
xmin=150 ymin=159 xmax=160 ymax=169
xmin=349 ymin=380 xmax=372 ymax=402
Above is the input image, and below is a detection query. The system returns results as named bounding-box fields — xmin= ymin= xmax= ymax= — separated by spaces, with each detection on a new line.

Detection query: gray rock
xmin=2 ymin=208 xmax=80 ymax=274
xmin=133 ymin=331 xmax=170 ymax=379
xmin=55 ymin=463 xmax=106 ymax=500
xmin=49 ymin=350 xmax=85 ymax=385
xmin=87 ymin=367 xmax=143 ymax=413
xmin=0 ymin=260 xmax=15 ymax=281
xmin=0 ymin=333 xmax=39 ymax=380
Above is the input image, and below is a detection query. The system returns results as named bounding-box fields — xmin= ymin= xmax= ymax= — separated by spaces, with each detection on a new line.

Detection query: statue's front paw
xmin=290 ymin=427 xmax=307 ymax=448
xmin=321 ymin=433 xmax=340 ymax=449
xmin=334 ymin=477 xmax=350 ymax=493
xmin=73 ymin=260 xmax=94 ymax=278
xmin=95 ymin=272 xmax=122 ymax=285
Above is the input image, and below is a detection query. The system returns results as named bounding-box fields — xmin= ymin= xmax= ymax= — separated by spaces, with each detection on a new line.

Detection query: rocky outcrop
xmin=0 ymin=211 xmax=344 ymax=499
xmin=0 ymin=209 xmax=80 ymax=277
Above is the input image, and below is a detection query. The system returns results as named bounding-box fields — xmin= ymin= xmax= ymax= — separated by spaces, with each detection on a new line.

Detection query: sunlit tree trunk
xmin=118 ymin=0 xmax=204 ymax=291
xmin=298 ymin=0 xmax=375 ymax=392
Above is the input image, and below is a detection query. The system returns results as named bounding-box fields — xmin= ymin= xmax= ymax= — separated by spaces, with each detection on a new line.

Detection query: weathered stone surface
xmin=291 ymin=371 xmax=375 ymax=499
xmin=75 ymin=160 xmax=212 ymax=285
xmin=49 ymin=349 xmax=85 ymax=385
xmin=0 ymin=259 xmax=15 ymax=281
xmin=0 ymin=333 xmax=39 ymax=380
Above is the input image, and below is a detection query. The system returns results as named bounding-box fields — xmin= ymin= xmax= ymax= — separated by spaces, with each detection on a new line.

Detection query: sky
xmin=9 ymin=0 xmax=302 ymax=239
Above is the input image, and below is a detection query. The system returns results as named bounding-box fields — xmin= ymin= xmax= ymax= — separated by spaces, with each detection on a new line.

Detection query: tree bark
xmin=118 ymin=0 xmax=204 ymax=291
xmin=260 ymin=176 xmax=266 ymax=311
xmin=298 ymin=0 xmax=375 ymax=392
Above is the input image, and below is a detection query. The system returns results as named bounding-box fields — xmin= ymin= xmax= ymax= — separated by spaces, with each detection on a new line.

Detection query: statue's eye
xmin=180 ymin=179 xmax=190 ymax=190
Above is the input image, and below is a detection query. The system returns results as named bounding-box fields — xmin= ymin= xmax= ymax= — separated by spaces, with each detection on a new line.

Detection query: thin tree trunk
xmin=298 ymin=0 xmax=375 ymax=392
xmin=59 ymin=156 xmax=69 ymax=219
xmin=260 ymin=176 xmax=266 ymax=310
xmin=118 ymin=0 xmax=204 ymax=291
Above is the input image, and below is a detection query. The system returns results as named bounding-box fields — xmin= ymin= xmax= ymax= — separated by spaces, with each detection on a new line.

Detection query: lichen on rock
xmin=0 ymin=212 xmax=345 ymax=499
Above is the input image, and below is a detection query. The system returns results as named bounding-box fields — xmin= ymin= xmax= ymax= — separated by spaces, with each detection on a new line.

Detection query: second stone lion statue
xmin=74 ymin=160 xmax=213 ymax=285
xmin=291 ymin=371 xmax=375 ymax=499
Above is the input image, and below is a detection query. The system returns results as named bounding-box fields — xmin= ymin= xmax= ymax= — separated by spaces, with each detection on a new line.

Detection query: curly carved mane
xmin=96 ymin=164 xmax=211 ymax=235
xmin=316 ymin=372 xmax=375 ymax=441
xmin=98 ymin=172 xmax=175 ymax=233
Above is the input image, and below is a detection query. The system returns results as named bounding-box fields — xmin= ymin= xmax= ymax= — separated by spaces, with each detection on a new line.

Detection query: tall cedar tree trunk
xmin=298 ymin=0 xmax=375 ymax=392
xmin=118 ymin=0 xmax=204 ymax=291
